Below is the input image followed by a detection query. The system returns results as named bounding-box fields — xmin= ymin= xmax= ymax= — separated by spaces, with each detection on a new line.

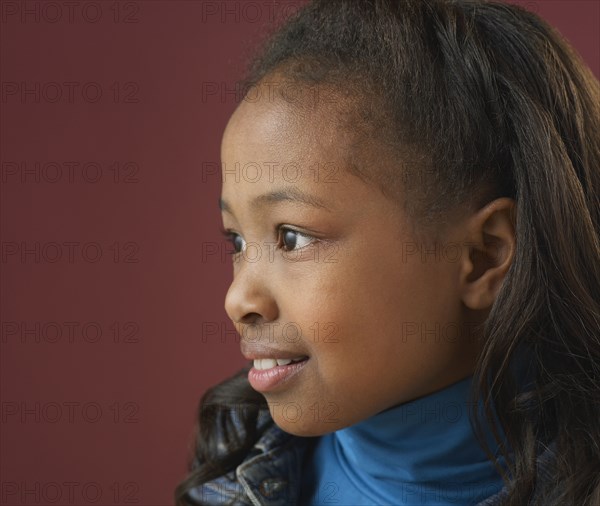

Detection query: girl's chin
xmin=271 ymin=415 xmax=347 ymax=437
xmin=274 ymin=422 xmax=327 ymax=437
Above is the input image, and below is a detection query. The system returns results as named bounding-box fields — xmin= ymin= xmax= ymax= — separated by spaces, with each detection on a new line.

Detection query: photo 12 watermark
xmin=1 ymin=1 xmax=141 ymax=24
xmin=1 ymin=400 xmax=140 ymax=424
xmin=1 ymin=320 xmax=140 ymax=344
xmin=201 ymin=320 xmax=340 ymax=344
xmin=1 ymin=241 xmax=140 ymax=264
xmin=199 ymin=1 xmax=303 ymax=24
xmin=201 ymin=79 xmax=340 ymax=107
xmin=1 ymin=480 xmax=140 ymax=505
xmin=1 ymin=161 xmax=140 ymax=184
xmin=201 ymin=160 xmax=341 ymax=184
xmin=1 ymin=81 xmax=140 ymax=104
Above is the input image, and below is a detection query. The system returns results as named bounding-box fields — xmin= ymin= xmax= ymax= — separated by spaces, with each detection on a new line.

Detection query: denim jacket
xmin=185 ymin=408 xmax=558 ymax=506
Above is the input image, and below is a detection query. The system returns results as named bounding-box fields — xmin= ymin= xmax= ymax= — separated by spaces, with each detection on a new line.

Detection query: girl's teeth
xmin=255 ymin=358 xmax=277 ymax=370
xmin=254 ymin=357 xmax=306 ymax=370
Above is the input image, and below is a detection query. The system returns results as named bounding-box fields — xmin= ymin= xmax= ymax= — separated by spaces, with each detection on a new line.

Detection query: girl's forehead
xmin=223 ymin=80 xmax=362 ymax=150
xmin=222 ymin=98 xmax=366 ymax=182
xmin=220 ymin=82 xmax=397 ymax=215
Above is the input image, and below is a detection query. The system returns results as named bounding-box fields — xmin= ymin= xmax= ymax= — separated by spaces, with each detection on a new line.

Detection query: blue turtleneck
xmin=299 ymin=374 xmax=510 ymax=505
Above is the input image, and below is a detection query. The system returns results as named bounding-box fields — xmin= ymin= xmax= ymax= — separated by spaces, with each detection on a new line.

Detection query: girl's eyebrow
xmin=219 ymin=187 xmax=333 ymax=216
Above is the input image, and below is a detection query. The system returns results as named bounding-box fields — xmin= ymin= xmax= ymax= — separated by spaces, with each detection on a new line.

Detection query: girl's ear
xmin=458 ymin=198 xmax=517 ymax=310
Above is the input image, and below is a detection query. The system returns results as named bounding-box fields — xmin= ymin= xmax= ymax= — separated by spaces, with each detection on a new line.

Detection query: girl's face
xmin=219 ymin=84 xmax=482 ymax=436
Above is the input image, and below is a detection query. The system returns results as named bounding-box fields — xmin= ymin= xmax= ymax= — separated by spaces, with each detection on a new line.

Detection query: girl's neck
xmin=301 ymin=373 xmax=512 ymax=505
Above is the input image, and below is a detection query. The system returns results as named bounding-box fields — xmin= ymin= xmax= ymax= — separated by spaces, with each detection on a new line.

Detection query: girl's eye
xmin=220 ymin=228 xmax=245 ymax=254
xmin=278 ymin=227 xmax=315 ymax=252
xmin=220 ymin=226 xmax=316 ymax=255
xmin=231 ymin=234 xmax=245 ymax=254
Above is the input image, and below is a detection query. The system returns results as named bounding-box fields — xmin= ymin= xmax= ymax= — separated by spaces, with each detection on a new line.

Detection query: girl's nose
xmin=224 ymin=267 xmax=278 ymax=325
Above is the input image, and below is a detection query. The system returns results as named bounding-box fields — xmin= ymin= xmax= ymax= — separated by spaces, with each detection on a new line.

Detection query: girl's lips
xmin=248 ymin=357 xmax=310 ymax=393
xmin=240 ymin=342 xmax=310 ymax=361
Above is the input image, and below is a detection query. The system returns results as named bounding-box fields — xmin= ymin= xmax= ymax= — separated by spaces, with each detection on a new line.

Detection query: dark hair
xmin=176 ymin=1 xmax=600 ymax=504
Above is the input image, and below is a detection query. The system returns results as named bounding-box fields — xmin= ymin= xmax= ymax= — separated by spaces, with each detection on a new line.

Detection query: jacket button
xmin=259 ymin=478 xmax=287 ymax=498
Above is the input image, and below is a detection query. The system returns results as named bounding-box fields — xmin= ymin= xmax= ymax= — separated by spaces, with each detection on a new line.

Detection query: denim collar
xmin=236 ymin=422 xmax=315 ymax=505
xmin=186 ymin=409 xmax=316 ymax=506
xmin=187 ymin=408 xmax=558 ymax=506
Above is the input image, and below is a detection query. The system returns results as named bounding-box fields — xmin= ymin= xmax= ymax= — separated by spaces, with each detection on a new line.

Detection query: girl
xmin=176 ymin=0 xmax=600 ymax=504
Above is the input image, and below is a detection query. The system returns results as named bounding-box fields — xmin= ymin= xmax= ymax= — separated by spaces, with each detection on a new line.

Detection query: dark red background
xmin=1 ymin=1 xmax=598 ymax=505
